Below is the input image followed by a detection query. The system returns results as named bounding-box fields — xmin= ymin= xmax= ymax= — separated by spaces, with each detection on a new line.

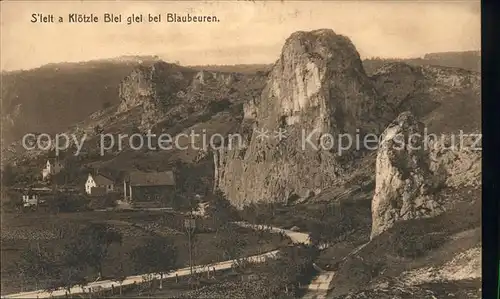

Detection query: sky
xmin=0 ymin=0 xmax=480 ymax=71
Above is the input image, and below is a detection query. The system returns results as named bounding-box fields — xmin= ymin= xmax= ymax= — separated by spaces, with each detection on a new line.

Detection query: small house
xmin=22 ymin=193 xmax=40 ymax=207
xmin=41 ymin=158 xmax=64 ymax=180
xmin=85 ymin=173 xmax=115 ymax=195
xmin=123 ymin=171 xmax=175 ymax=204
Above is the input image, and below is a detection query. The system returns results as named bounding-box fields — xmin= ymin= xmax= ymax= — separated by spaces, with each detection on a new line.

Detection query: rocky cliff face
xmin=370 ymin=112 xmax=446 ymax=239
xmin=370 ymin=62 xmax=481 ymax=133
xmin=214 ymin=29 xmax=390 ymax=207
xmin=117 ymin=63 xmax=266 ymax=134
xmin=118 ymin=62 xmax=192 ymax=131
xmin=191 ymin=70 xmax=236 ymax=88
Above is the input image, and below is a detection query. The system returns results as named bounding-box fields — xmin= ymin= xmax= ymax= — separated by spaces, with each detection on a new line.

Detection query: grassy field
xmin=331 ymin=279 xmax=481 ymax=299
xmin=0 ymin=209 xmax=290 ymax=295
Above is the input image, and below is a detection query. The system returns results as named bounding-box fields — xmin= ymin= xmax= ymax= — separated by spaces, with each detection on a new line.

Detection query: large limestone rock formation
xmin=370 ymin=112 xmax=445 ymax=239
xmin=214 ymin=29 xmax=389 ymax=207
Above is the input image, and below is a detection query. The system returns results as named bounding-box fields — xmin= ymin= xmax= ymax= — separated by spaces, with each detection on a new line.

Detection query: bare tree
xmin=110 ymin=261 xmax=127 ymax=296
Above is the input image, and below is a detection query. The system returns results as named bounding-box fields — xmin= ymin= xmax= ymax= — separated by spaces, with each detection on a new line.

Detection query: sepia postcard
xmin=0 ymin=1 xmax=482 ymax=298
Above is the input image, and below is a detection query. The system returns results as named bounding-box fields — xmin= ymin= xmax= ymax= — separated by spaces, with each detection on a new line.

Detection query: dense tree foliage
xmin=213 ymin=224 xmax=248 ymax=261
xmin=129 ymin=237 xmax=178 ymax=289
xmin=16 ymin=245 xmax=59 ymax=290
xmin=205 ymin=190 xmax=239 ymax=228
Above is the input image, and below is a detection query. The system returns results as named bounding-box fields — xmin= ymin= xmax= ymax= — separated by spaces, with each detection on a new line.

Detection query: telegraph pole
xmin=188 ymin=222 xmax=193 ymax=275
xmin=184 ymin=196 xmax=198 ymax=276
xmin=184 ymin=215 xmax=196 ymax=275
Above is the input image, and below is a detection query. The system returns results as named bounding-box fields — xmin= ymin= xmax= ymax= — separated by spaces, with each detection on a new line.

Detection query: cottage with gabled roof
xmin=123 ymin=170 xmax=176 ymax=205
xmin=85 ymin=173 xmax=115 ymax=195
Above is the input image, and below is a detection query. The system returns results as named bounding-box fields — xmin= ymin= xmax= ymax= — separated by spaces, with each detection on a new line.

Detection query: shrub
xmin=171 ymin=193 xmax=199 ymax=212
xmin=87 ymin=193 xmax=119 ymax=210
xmin=46 ymin=193 xmax=90 ymax=213
xmin=1 ymin=164 xmax=17 ymax=186
xmin=213 ymin=224 xmax=249 ymax=260
xmin=205 ymin=191 xmax=240 ymax=228
xmin=242 ymin=245 xmax=318 ymax=298
xmin=1 ymin=191 xmax=23 ymax=212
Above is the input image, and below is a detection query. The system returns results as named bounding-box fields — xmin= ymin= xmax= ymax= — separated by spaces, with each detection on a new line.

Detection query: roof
xmin=92 ymin=174 xmax=114 ymax=186
xmin=128 ymin=171 xmax=175 ymax=187
xmin=22 ymin=192 xmax=39 ymax=197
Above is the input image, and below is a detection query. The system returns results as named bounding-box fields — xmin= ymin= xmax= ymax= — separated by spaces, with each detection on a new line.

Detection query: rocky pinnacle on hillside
xmin=370 ymin=112 xmax=445 ymax=239
xmin=214 ymin=29 xmax=391 ymax=207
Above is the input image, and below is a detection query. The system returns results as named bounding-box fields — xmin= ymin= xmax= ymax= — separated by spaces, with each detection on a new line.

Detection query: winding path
xmin=234 ymin=222 xmax=336 ymax=299
xmin=232 ymin=221 xmax=311 ymax=244
xmin=3 ymin=221 xmax=339 ymax=299
xmin=3 ymin=250 xmax=281 ymax=299
xmin=302 ymin=268 xmax=336 ymax=299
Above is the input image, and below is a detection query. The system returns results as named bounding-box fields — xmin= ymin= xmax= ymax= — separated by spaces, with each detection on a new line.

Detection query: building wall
xmin=87 ymin=184 xmax=115 ymax=195
xmin=89 ymin=186 xmax=107 ymax=197
xmin=22 ymin=195 xmax=39 ymax=207
xmin=130 ymin=185 xmax=175 ymax=204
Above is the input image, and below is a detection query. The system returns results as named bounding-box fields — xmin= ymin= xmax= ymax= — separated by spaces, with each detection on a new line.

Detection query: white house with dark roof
xmin=85 ymin=173 xmax=115 ymax=195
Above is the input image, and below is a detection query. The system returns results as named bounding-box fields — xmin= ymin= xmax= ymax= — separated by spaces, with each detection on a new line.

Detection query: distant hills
xmin=1 ymin=56 xmax=161 ymax=145
xmin=191 ymin=51 xmax=481 ymax=75
xmin=362 ymin=50 xmax=480 ymax=75
xmin=187 ymin=64 xmax=273 ymax=74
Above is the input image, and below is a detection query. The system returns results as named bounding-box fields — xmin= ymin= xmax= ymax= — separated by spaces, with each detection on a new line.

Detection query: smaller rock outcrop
xmin=371 ymin=112 xmax=444 ymax=239
xmin=117 ymin=62 xmax=190 ymax=130
xmin=243 ymin=97 xmax=258 ymax=120
xmin=192 ymin=70 xmax=237 ymax=88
